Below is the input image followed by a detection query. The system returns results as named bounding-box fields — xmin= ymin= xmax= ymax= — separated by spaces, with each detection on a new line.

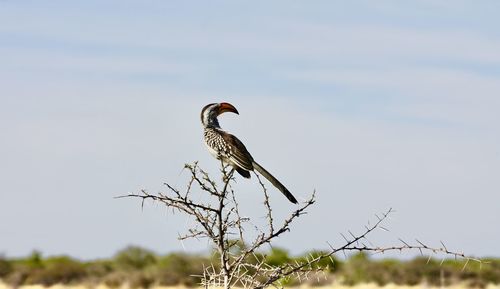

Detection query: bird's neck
xmin=204 ymin=117 xmax=221 ymax=129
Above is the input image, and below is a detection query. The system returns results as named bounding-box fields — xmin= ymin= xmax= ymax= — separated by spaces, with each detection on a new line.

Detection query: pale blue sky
xmin=1 ymin=1 xmax=499 ymax=259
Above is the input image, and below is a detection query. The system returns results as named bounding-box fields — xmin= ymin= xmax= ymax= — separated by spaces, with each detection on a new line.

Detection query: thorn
xmin=340 ymin=233 xmax=349 ymax=243
xmin=440 ymin=240 xmax=448 ymax=251
xmin=399 ymin=238 xmax=410 ymax=247
xmin=416 ymin=239 xmax=426 ymax=247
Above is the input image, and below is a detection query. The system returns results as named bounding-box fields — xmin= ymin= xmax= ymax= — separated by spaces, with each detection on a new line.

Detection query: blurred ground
xmin=1 ymin=282 xmax=500 ymax=289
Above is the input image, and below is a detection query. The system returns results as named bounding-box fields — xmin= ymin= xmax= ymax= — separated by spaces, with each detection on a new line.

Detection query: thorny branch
xmin=119 ymin=162 xmax=482 ymax=289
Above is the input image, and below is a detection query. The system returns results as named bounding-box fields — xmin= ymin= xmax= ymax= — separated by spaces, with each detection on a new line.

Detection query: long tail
xmin=252 ymin=161 xmax=298 ymax=204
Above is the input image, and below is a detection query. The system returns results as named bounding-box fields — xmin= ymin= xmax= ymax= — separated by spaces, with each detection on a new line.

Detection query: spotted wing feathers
xmin=221 ymin=133 xmax=254 ymax=172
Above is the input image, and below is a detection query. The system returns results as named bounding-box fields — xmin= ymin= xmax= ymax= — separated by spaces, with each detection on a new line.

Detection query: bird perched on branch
xmin=200 ymin=102 xmax=298 ymax=204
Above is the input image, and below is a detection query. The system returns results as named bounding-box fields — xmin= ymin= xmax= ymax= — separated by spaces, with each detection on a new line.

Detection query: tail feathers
xmin=236 ymin=167 xmax=251 ymax=178
xmin=252 ymin=161 xmax=298 ymax=204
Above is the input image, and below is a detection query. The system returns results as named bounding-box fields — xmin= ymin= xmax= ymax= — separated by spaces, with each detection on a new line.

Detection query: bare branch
xmin=118 ymin=162 xmax=481 ymax=289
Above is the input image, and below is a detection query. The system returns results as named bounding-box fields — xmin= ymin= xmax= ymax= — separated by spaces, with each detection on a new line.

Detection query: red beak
xmin=218 ymin=102 xmax=239 ymax=115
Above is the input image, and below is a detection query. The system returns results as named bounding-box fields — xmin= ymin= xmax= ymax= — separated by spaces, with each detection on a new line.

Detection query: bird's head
xmin=200 ymin=102 xmax=239 ymax=128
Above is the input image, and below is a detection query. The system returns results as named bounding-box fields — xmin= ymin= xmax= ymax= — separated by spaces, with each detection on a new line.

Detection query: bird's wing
xmin=221 ymin=133 xmax=254 ymax=171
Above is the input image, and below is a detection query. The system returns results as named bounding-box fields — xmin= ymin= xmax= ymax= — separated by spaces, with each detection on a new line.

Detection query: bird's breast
xmin=204 ymin=129 xmax=229 ymax=160
xmin=204 ymin=140 xmax=221 ymax=159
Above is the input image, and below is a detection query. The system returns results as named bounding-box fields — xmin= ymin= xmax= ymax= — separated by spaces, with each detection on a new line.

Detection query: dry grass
xmin=1 ymin=282 xmax=500 ymax=289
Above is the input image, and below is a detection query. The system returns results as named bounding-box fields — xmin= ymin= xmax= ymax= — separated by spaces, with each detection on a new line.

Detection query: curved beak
xmin=218 ymin=102 xmax=239 ymax=115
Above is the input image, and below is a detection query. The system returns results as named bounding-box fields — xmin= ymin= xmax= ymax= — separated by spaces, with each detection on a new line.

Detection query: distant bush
xmin=25 ymin=256 xmax=87 ymax=286
xmin=4 ymin=251 xmax=44 ymax=287
xmin=341 ymin=252 xmax=373 ymax=285
xmin=0 ymin=246 xmax=498 ymax=288
xmin=102 ymin=271 xmax=128 ymax=288
xmin=84 ymin=259 xmax=114 ymax=280
xmin=18 ymin=250 xmax=44 ymax=269
xmin=155 ymin=253 xmax=207 ymax=286
xmin=0 ymin=255 xmax=12 ymax=277
xmin=265 ymin=248 xmax=292 ymax=267
xmin=103 ymin=271 xmax=154 ymax=289
xmin=295 ymin=250 xmax=342 ymax=273
xmin=113 ymin=246 xmax=157 ymax=271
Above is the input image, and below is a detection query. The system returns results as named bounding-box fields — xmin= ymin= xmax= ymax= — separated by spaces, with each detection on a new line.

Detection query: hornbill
xmin=200 ymin=102 xmax=298 ymax=204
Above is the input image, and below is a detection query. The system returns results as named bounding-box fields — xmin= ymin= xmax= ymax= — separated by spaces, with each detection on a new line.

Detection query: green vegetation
xmin=0 ymin=247 xmax=498 ymax=288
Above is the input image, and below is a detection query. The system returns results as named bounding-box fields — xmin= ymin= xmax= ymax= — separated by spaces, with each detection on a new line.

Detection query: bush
xmin=0 ymin=248 xmax=498 ymax=287
xmin=155 ymin=253 xmax=206 ymax=286
xmin=265 ymin=247 xmax=291 ymax=267
xmin=341 ymin=252 xmax=371 ymax=285
xmin=85 ymin=259 xmax=114 ymax=279
xmin=25 ymin=256 xmax=87 ymax=286
xmin=0 ymin=255 xmax=12 ymax=277
xmin=113 ymin=246 xmax=157 ymax=271
xmin=103 ymin=271 xmax=128 ymax=288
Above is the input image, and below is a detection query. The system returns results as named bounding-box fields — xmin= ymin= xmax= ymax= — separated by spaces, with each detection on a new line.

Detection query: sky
xmin=1 ymin=1 xmax=499 ymax=260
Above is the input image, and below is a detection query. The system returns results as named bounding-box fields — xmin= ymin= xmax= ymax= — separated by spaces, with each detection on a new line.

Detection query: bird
xmin=200 ymin=102 xmax=298 ymax=204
